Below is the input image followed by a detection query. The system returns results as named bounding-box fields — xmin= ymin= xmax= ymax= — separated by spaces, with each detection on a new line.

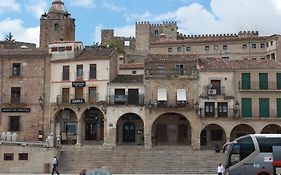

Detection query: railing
xmin=207 ymin=86 xmax=226 ymax=96
xmin=238 ymin=81 xmax=281 ymax=91
xmin=2 ymin=94 xmax=27 ymax=104
xmin=108 ymin=94 xmax=144 ymax=106
xmin=197 ymin=108 xmax=235 ymax=118
xmin=56 ymin=94 xmax=106 ymax=104
xmin=147 ymin=99 xmax=195 ymax=109
xmin=145 ymin=69 xmax=195 ymax=78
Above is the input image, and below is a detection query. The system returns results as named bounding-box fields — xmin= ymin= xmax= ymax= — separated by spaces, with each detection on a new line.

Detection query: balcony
xmin=108 ymin=94 xmax=144 ymax=106
xmin=145 ymin=69 xmax=195 ymax=79
xmin=2 ymin=94 xmax=27 ymax=105
xmin=238 ymin=81 xmax=281 ymax=91
xmin=147 ymin=99 xmax=195 ymax=110
xmin=56 ymin=94 xmax=105 ymax=105
xmin=198 ymin=108 xmax=235 ymax=118
xmin=207 ymin=86 xmax=225 ymax=96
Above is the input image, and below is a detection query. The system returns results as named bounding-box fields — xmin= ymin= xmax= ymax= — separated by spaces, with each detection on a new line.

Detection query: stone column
xmin=144 ymin=110 xmax=152 ymax=149
xmin=76 ymin=118 xmax=82 ymax=148
xmin=191 ymin=127 xmax=200 ymax=150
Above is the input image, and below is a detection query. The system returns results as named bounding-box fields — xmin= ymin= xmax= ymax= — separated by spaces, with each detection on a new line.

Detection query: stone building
xmin=40 ymin=0 xmax=75 ymax=48
xmin=0 ymin=48 xmax=51 ymax=141
xmin=0 ymin=41 xmax=36 ymax=49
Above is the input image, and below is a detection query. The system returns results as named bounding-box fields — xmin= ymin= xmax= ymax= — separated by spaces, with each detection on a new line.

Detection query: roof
xmin=119 ymin=63 xmax=144 ymax=69
xmin=111 ymin=75 xmax=143 ymax=84
xmin=0 ymin=49 xmax=49 ymax=58
xmin=48 ymin=0 xmax=68 ymax=14
xmin=146 ymin=54 xmax=198 ymax=63
xmin=199 ymin=58 xmax=281 ymax=71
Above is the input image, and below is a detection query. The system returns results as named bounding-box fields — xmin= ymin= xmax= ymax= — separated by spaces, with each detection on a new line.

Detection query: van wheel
xmin=258 ymin=173 xmax=269 ymax=175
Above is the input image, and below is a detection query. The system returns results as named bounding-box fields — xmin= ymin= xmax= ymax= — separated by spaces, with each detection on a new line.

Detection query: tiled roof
xmin=0 ymin=49 xmax=49 ymax=58
xmin=199 ymin=58 xmax=281 ymax=71
xmin=119 ymin=63 xmax=144 ymax=69
xmin=111 ymin=75 xmax=143 ymax=83
xmin=146 ymin=54 xmax=198 ymax=62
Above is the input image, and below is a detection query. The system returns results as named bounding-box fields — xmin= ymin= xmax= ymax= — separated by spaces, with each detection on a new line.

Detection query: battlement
xmin=136 ymin=21 xmax=177 ymax=27
xmin=102 ymin=29 xmax=114 ymax=32
xmin=177 ymin=30 xmax=259 ymax=39
xmin=114 ymin=36 xmax=135 ymax=40
xmin=136 ymin=21 xmax=150 ymax=25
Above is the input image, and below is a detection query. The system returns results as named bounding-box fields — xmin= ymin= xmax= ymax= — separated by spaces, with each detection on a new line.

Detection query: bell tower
xmin=40 ymin=0 xmax=75 ymax=48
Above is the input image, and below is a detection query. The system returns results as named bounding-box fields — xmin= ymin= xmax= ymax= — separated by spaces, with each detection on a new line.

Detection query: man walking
xmin=217 ymin=163 xmax=224 ymax=175
xmin=52 ymin=156 xmax=59 ymax=175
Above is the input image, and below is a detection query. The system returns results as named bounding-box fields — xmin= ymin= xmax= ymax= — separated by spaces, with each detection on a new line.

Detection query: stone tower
xmin=40 ymin=0 xmax=75 ymax=48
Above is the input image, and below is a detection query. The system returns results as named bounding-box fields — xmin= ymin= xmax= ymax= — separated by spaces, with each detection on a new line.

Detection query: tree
xmin=5 ymin=32 xmax=15 ymax=42
xmin=102 ymin=40 xmax=124 ymax=53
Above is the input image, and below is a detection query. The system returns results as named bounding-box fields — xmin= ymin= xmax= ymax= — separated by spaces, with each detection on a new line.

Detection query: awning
xmin=157 ymin=88 xmax=167 ymax=101
xmin=177 ymin=89 xmax=187 ymax=101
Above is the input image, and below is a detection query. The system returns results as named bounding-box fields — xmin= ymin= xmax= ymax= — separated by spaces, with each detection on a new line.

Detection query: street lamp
xmin=234 ymin=100 xmax=240 ymax=117
xmin=38 ymin=96 xmax=44 ymax=141
xmin=148 ymin=100 xmax=153 ymax=114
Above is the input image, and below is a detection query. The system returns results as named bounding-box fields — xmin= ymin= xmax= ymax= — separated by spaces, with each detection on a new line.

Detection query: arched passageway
xmin=230 ymin=124 xmax=255 ymax=141
xmin=200 ymin=124 xmax=226 ymax=150
xmin=261 ymin=124 xmax=281 ymax=134
xmin=116 ymin=113 xmax=144 ymax=145
xmin=55 ymin=108 xmax=77 ymax=145
xmin=151 ymin=113 xmax=191 ymax=146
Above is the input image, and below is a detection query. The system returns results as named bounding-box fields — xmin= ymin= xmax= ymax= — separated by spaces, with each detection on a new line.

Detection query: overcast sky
xmin=0 ymin=0 xmax=281 ymax=46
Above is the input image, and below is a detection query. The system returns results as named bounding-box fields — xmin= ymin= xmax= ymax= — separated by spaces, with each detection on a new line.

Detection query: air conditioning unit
xmin=208 ymin=89 xmax=217 ymax=95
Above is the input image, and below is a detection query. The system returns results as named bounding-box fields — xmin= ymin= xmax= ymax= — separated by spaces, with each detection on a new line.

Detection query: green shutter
xmin=277 ymin=73 xmax=281 ymax=90
xmin=259 ymin=73 xmax=268 ymax=90
xmin=259 ymin=98 xmax=269 ymax=118
xmin=277 ymin=98 xmax=281 ymax=118
xmin=242 ymin=73 xmax=251 ymax=90
xmin=242 ymin=98 xmax=252 ymax=118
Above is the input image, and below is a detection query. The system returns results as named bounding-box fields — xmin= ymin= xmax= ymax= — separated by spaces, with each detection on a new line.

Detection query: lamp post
xmin=195 ymin=101 xmax=199 ymax=115
xmin=39 ymin=96 xmax=44 ymax=141
xmin=148 ymin=100 xmax=153 ymax=114
xmin=234 ymin=100 xmax=240 ymax=117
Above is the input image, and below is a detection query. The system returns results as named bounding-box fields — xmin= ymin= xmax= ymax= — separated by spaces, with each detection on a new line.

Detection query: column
xmin=76 ymin=118 xmax=82 ymax=148
xmin=144 ymin=112 xmax=152 ymax=149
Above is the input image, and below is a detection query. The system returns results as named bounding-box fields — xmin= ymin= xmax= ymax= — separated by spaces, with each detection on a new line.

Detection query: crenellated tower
xmin=40 ymin=0 xmax=75 ymax=48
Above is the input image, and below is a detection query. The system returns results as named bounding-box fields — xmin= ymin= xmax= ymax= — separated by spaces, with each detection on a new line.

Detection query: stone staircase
xmin=58 ymin=145 xmax=225 ymax=174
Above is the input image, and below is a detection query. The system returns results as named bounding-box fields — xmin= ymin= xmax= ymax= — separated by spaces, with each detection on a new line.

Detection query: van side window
xmin=237 ymin=136 xmax=255 ymax=160
xmin=257 ymin=138 xmax=281 ymax=152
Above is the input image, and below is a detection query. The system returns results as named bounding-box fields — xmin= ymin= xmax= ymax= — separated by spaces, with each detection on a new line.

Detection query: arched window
xmin=155 ymin=30 xmax=159 ymax=36
xmin=54 ymin=23 xmax=59 ymax=31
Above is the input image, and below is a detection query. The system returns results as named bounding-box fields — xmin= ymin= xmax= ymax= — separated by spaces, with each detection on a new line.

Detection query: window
xmin=75 ymin=87 xmax=83 ymax=99
xmin=223 ymin=45 xmax=227 ymax=50
xmin=89 ymin=64 xmax=96 ymax=79
xmin=11 ymin=87 xmax=21 ymax=104
xmin=76 ymin=65 xmax=83 ymax=80
xmin=218 ymin=102 xmax=228 ymax=117
xmin=58 ymin=47 xmax=65 ymax=52
xmin=51 ymin=47 xmax=58 ymax=52
xmin=205 ymin=102 xmax=215 ymax=117
xmin=271 ymin=41 xmax=274 ymax=46
xmin=222 ymin=57 xmax=229 ymax=60
xmin=252 ymin=58 xmax=257 ymax=60
xmin=9 ymin=116 xmax=20 ymax=131
xmin=186 ymin=46 xmax=191 ymax=52
xmin=54 ymin=23 xmax=59 ymax=31
xmin=252 ymin=43 xmax=256 ymax=49
xmin=158 ymin=64 xmax=165 ymax=74
xmin=168 ymin=47 xmax=172 ymax=52
xmin=211 ymin=130 xmax=223 ymax=141
xmin=155 ymin=30 xmax=159 ymax=36
xmin=88 ymin=87 xmax=97 ymax=103
xmin=238 ymin=136 xmax=255 ymax=161
xmin=65 ymin=46 xmax=72 ymax=51
xmin=12 ymin=63 xmax=21 ymax=76
xmin=19 ymin=153 xmax=28 ymax=160
xmin=175 ymin=64 xmax=184 ymax=75
xmin=277 ymin=73 xmax=281 ymax=89
xmin=267 ymin=43 xmax=269 ymax=47
xmin=114 ymin=89 xmax=126 ymax=104
xmin=277 ymin=98 xmax=281 ymax=118
xmin=242 ymin=44 xmax=247 ymax=49
xmin=132 ymin=71 xmax=136 ymax=74
xmin=65 ymin=122 xmax=77 ymax=135
xmin=124 ymin=41 xmax=130 ymax=46
xmin=241 ymin=73 xmax=251 ymax=90
xmin=62 ymin=65 xmax=69 ymax=80
xmin=259 ymin=98 xmax=269 ymax=118
xmin=205 ymin=46 xmax=209 ymax=51
xmin=214 ymin=45 xmax=218 ymax=50
xmin=259 ymin=73 xmax=268 ymax=90
xmin=260 ymin=43 xmax=265 ymax=48
xmin=242 ymin=98 xmax=252 ymax=117
xmin=4 ymin=153 xmax=14 ymax=161
xmin=62 ymin=88 xmax=69 ymax=103
xmin=177 ymin=47 xmax=181 ymax=52
xmin=257 ymin=137 xmax=281 ymax=152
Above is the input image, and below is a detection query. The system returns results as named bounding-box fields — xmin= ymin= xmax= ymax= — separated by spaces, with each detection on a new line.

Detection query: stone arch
xmin=80 ymin=107 xmax=105 ymax=144
xmin=230 ymin=124 xmax=255 ymax=141
xmin=54 ymin=108 xmax=78 ymax=145
xmin=151 ymin=112 xmax=191 ymax=146
xmin=261 ymin=124 xmax=281 ymax=134
xmin=200 ymin=124 xmax=226 ymax=150
xmin=116 ymin=113 xmax=144 ymax=145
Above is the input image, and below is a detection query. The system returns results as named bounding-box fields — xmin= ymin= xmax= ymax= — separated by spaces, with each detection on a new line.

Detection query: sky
xmin=0 ymin=0 xmax=281 ymax=47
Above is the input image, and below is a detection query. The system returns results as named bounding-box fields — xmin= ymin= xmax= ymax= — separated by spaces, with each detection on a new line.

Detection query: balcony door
xmin=62 ymin=88 xmax=69 ymax=103
xmin=115 ymin=89 xmax=126 ymax=104
xmin=128 ymin=89 xmax=139 ymax=105
xmin=211 ymin=80 xmax=221 ymax=95
xmin=11 ymin=87 xmax=21 ymax=104
xmin=205 ymin=102 xmax=215 ymax=117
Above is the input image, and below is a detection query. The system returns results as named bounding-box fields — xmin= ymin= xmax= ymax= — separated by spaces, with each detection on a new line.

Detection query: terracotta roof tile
xmin=119 ymin=63 xmax=144 ymax=69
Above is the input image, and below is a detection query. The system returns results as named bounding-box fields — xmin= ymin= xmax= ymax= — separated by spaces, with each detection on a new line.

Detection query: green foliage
xmin=102 ymin=40 xmax=124 ymax=53
xmin=5 ymin=32 xmax=15 ymax=42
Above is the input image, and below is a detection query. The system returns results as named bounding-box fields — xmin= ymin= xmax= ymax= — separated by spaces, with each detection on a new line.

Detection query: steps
xmin=58 ymin=145 xmax=225 ymax=174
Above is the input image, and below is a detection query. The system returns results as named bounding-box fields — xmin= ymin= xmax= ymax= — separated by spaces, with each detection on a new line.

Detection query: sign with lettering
xmin=2 ymin=108 xmax=31 ymax=113
xmin=70 ymin=99 xmax=85 ymax=104
xmin=72 ymin=81 xmax=86 ymax=87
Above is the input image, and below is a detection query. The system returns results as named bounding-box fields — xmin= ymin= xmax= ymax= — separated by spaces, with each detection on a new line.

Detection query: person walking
xmin=217 ymin=163 xmax=224 ymax=175
xmin=52 ymin=156 xmax=59 ymax=175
